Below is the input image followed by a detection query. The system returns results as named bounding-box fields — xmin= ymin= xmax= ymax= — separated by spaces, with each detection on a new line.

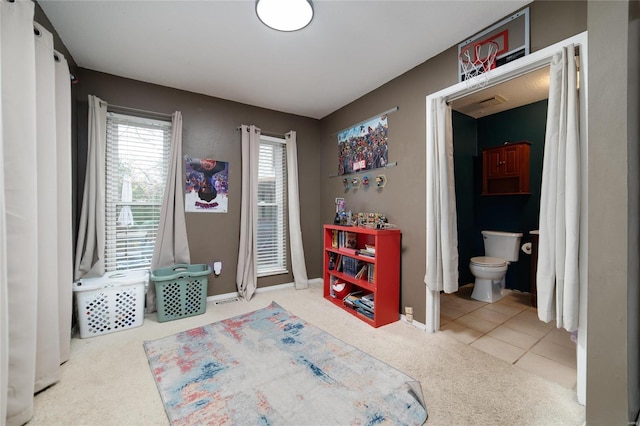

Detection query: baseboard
xmin=206 ymin=278 xmax=322 ymax=303
xmin=400 ymin=314 xmax=426 ymax=331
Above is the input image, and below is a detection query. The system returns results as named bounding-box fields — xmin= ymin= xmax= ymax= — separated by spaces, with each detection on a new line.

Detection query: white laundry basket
xmin=73 ymin=270 xmax=148 ymax=338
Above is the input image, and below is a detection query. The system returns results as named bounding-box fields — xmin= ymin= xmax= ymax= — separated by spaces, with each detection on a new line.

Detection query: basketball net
xmin=459 ymin=41 xmax=499 ymax=89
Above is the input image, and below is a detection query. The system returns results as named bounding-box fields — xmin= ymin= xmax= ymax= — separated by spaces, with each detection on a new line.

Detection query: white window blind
xmin=105 ymin=112 xmax=171 ymax=271
xmin=257 ymin=135 xmax=287 ymax=276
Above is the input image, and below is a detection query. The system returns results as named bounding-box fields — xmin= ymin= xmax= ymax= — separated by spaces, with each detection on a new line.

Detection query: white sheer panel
xmin=2 ymin=1 xmax=39 ymax=423
xmin=33 ymin=21 xmax=61 ymax=393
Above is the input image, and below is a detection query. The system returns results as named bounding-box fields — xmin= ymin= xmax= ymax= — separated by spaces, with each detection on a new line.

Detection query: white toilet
xmin=470 ymin=230 xmax=523 ymax=303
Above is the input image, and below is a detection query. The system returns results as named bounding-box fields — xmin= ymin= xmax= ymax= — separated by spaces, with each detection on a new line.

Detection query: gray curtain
xmin=285 ymin=131 xmax=309 ymax=289
xmin=74 ymin=95 xmax=107 ymax=279
xmin=236 ymin=124 xmax=260 ymax=300
xmin=149 ymin=111 xmax=191 ymax=312
xmin=2 ymin=2 xmax=72 ymax=423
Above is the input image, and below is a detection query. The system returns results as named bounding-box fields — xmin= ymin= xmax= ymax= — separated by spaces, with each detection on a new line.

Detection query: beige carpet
xmin=30 ymin=282 xmax=585 ymax=425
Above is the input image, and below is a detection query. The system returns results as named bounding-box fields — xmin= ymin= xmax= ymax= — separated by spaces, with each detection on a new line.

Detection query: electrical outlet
xmin=405 ymin=306 xmax=413 ymax=323
xmin=213 ymin=261 xmax=222 ymax=275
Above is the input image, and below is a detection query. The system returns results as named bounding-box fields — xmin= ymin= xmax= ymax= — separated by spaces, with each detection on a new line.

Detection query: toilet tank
xmin=481 ymin=230 xmax=523 ymax=262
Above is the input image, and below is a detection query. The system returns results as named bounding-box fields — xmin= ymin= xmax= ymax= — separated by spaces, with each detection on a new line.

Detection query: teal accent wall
xmin=453 ymin=111 xmax=478 ymax=286
xmin=454 ymin=99 xmax=547 ymax=293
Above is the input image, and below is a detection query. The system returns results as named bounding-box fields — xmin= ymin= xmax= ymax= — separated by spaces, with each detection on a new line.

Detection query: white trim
xmin=206 ymin=281 xmax=297 ymax=303
xmin=205 ymin=278 xmax=321 ymax=303
xmin=400 ymin=315 xmax=426 ymax=332
xmin=426 ymin=31 xmax=588 ymax=406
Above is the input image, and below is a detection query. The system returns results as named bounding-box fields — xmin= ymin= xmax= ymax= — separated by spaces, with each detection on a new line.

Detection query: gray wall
xmin=587 ymin=1 xmax=639 ymax=423
xmin=319 ymin=1 xmax=587 ymax=323
xmin=75 ymin=70 xmax=323 ymax=295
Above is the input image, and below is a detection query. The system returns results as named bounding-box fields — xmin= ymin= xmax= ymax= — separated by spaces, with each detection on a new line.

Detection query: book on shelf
xmin=356 ymin=307 xmax=374 ymax=320
xmin=367 ymin=264 xmax=375 ymax=283
xmin=357 ymin=249 xmax=375 ymax=258
xmin=355 ymin=264 xmax=367 ymax=279
xmin=331 ymin=230 xmax=339 ymax=248
xmin=340 ymin=247 xmax=358 ymax=256
xmin=357 ymin=244 xmax=376 ymax=258
xmin=343 ymin=290 xmax=363 ymax=309
xmin=345 ymin=231 xmax=357 ymax=249
xmin=341 ymin=257 xmax=367 ymax=278
xmin=353 ymin=293 xmax=374 ymax=313
xmin=337 ymin=231 xmax=358 ymax=249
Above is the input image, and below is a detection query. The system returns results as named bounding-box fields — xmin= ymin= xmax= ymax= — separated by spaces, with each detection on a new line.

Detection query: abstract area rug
xmin=143 ymin=302 xmax=427 ymax=425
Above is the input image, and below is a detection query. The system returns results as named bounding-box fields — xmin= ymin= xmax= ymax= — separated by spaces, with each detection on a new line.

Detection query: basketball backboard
xmin=458 ymin=7 xmax=530 ymax=83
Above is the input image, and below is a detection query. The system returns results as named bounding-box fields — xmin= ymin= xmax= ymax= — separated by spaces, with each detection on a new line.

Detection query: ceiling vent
xmin=477 ymin=94 xmax=508 ymax=107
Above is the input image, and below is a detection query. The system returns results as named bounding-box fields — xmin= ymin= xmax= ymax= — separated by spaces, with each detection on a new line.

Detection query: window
xmin=105 ymin=112 xmax=171 ymax=271
xmin=257 ymin=135 xmax=287 ymax=276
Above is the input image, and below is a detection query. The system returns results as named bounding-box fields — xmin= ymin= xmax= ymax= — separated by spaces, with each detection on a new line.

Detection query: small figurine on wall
xmin=375 ymin=174 xmax=387 ymax=188
xmin=362 ymin=176 xmax=370 ymax=186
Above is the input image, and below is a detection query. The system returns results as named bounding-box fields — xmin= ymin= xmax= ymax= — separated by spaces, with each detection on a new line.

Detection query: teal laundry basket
xmin=151 ymin=264 xmax=211 ymax=322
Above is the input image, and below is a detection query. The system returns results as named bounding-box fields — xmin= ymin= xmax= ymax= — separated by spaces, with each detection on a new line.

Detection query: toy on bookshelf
xmin=331 ymin=281 xmax=353 ymax=299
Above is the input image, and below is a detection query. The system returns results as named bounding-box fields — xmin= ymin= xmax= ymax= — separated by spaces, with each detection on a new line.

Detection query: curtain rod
xmin=235 ymin=126 xmax=285 ymax=138
xmin=104 ymin=102 xmax=172 ymax=119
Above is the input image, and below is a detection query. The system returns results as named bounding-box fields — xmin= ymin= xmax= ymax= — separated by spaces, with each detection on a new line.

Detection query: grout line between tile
xmin=441 ymin=290 xmax=575 ymax=386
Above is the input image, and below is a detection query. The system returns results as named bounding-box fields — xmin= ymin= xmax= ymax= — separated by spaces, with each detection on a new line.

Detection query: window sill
xmin=257 ymin=269 xmax=288 ymax=278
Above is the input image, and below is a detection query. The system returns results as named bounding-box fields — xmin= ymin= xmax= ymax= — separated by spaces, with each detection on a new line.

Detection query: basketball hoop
xmin=459 ymin=41 xmax=499 ymax=89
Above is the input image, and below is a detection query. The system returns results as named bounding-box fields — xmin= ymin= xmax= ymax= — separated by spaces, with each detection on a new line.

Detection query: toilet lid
xmin=470 ymin=256 xmax=507 ymax=267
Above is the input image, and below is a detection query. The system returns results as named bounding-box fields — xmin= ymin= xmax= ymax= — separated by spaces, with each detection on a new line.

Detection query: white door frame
xmin=424 ymin=31 xmax=588 ymax=405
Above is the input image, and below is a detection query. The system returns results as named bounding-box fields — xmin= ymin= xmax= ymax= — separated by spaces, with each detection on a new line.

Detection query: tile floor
xmin=440 ymin=284 xmax=577 ymax=389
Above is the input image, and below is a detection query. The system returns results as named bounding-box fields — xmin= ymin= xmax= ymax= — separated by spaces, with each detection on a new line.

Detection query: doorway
xmin=424 ymin=31 xmax=588 ymax=405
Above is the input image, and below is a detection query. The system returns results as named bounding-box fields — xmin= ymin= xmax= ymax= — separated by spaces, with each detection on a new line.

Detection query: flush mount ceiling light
xmin=256 ymin=0 xmax=314 ymax=32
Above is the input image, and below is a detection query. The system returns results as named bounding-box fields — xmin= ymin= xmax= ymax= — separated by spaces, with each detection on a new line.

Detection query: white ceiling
xmin=39 ymin=0 xmax=534 ymax=119
xmin=450 ymin=66 xmax=550 ymax=119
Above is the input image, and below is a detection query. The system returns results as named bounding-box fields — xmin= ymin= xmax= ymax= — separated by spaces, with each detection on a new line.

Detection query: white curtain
xmin=34 ymin=20 xmax=61 ymax=392
xmin=236 ymin=124 xmax=260 ymax=300
xmin=1 ymin=1 xmax=72 ymax=424
xmin=149 ymin=111 xmax=191 ymax=312
xmin=0 ymin=22 xmax=9 ymax=425
xmin=54 ymin=51 xmax=73 ymax=363
xmin=74 ymin=95 xmax=107 ymax=279
xmin=537 ymin=44 xmax=580 ymax=331
xmin=425 ymin=97 xmax=459 ymax=293
xmin=285 ymin=131 xmax=309 ymax=290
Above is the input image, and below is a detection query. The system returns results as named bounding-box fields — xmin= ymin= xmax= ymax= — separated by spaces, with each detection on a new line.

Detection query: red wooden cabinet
xmin=323 ymin=224 xmax=401 ymax=328
xmin=482 ymin=141 xmax=531 ymax=195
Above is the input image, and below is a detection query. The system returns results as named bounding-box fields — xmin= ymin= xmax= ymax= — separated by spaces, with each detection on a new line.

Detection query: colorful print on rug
xmin=143 ymin=302 xmax=427 ymax=425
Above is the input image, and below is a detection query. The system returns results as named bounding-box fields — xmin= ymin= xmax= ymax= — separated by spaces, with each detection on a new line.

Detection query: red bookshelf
xmin=323 ymin=224 xmax=401 ymax=328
